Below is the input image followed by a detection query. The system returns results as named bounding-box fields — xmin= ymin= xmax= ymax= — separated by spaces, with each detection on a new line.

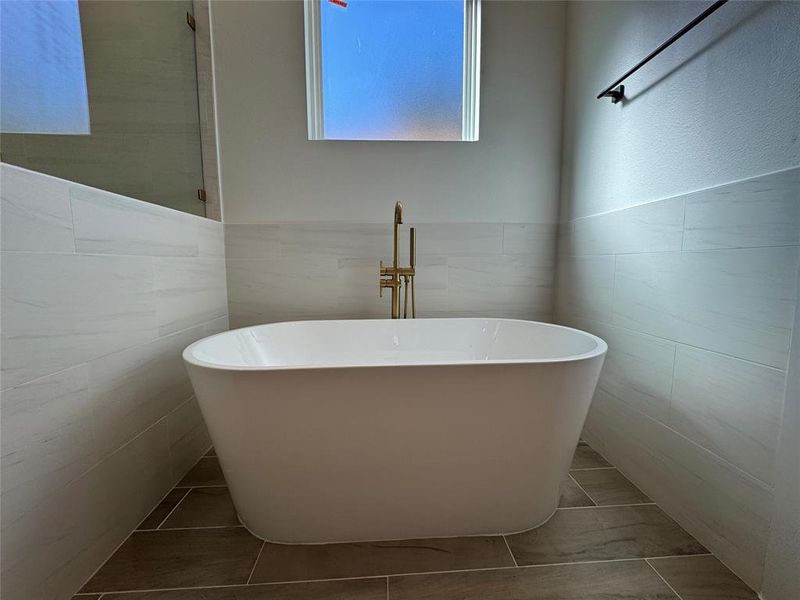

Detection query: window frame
xmin=303 ymin=0 xmax=481 ymax=142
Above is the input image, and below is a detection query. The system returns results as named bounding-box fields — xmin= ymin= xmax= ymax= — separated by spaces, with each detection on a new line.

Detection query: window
xmin=0 ymin=0 xmax=90 ymax=134
xmin=304 ymin=0 xmax=480 ymax=141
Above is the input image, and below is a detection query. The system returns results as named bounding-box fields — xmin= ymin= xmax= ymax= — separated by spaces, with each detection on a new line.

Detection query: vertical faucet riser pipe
xmin=391 ymin=202 xmax=403 ymax=318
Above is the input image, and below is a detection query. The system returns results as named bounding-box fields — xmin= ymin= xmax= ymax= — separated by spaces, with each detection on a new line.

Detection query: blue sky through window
xmin=320 ymin=0 xmax=464 ymax=140
xmin=0 ymin=0 xmax=90 ymax=134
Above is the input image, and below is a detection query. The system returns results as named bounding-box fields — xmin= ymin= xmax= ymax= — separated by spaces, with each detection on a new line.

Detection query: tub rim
xmin=183 ymin=318 xmax=607 ymax=372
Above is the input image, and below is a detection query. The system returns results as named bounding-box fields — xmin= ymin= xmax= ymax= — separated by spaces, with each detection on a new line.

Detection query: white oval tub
xmin=183 ymin=318 xmax=606 ymax=544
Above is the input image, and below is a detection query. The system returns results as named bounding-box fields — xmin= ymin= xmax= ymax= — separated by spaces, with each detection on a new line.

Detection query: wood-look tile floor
xmin=74 ymin=442 xmax=758 ymax=599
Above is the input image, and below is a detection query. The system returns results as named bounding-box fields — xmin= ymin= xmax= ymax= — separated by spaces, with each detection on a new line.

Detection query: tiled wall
xmin=225 ymin=222 xmax=557 ymax=326
xmin=0 ymin=164 xmax=229 ymax=600
xmin=555 ymin=167 xmax=800 ymax=590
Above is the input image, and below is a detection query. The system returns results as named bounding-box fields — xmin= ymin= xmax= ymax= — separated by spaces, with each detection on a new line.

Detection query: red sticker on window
xmin=328 ymin=0 xmax=348 ymax=7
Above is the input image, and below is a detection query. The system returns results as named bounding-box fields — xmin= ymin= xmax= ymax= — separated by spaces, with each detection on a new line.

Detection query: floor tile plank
xmin=80 ymin=528 xmax=263 ymax=593
xmin=648 ymin=555 xmax=758 ymax=599
xmin=506 ymin=505 xmax=706 ymax=566
xmin=138 ymin=489 xmax=191 ymax=530
xmin=162 ymin=487 xmax=239 ymax=528
xmin=177 ymin=456 xmax=226 ymax=487
xmin=570 ymin=468 xmax=652 ymax=505
xmin=250 ymin=536 xmax=514 ymax=584
xmin=570 ymin=445 xmax=611 ymax=469
xmin=99 ymin=578 xmax=387 ymax=599
xmin=388 ymin=560 xmax=678 ymax=599
xmin=558 ymin=477 xmax=595 ymax=508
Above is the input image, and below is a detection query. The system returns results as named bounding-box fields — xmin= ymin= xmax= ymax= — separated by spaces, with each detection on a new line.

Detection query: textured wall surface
xmin=210 ymin=0 xmax=566 ymax=225
xmin=560 ymin=0 xmax=800 ymax=220
xmin=556 ymin=169 xmax=799 ymax=590
xmin=0 ymin=164 xmax=228 ymax=600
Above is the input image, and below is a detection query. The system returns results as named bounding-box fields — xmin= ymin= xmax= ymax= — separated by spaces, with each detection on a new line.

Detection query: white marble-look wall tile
xmin=413 ymin=223 xmax=503 ymax=256
xmin=0 ymin=166 xmax=228 ymax=600
xmin=569 ymin=197 xmax=685 ymax=256
xmin=0 ymin=164 xmax=75 ymax=253
xmin=1 ymin=447 xmax=117 ymax=600
xmin=224 ymin=223 xmax=281 ymax=258
xmin=167 ymin=397 xmax=211 ymax=481
xmin=87 ymin=325 xmax=206 ymax=458
xmin=447 ymin=255 xmax=553 ymax=315
xmin=0 ymin=366 xmax=95 ymax=521
xmin=671 ymin=345 xmax=785 ymax=486
xmin=564 ymin=318 xmax=675 ymax=422
xmin=196 ymin=218 xmax=225 ymax=258
xmin=203 ymin=315 xmax=230 ymax=337
xmin=585 ymin=389 xmax=772 ymax=590
xmin=154 ymin=257 xmax=228 ymax=335
xmin=226 ymin=256 xmax=340 ymax=326
xmin=555 ymin=255 xmax=615 ymax=322
xmin=100 ymin=417 xmax=174 ymax=528
xmin=335 ymin=257 xmax=400 ymax=319
xmin=1 ymin=253 xmax=158 ymax=389
xmin=1 ymin=416 xmax=174 ymax=600
xmin=71 ymin=185 xmax=200 ymax=256
xmin=224 ymin=221 xmax=557 ymax=324
xmin=683 ymin=167 xmax=800 ymax=251
xmin=613 ymin=247 xmax=799 ymax=369
xmin=278 ymin=223 xmax=391 ymax=258
xmin=502 ymin=223 xmax=557 ymax=265
xmin=559 ymin=168 xmax=800 ymax=592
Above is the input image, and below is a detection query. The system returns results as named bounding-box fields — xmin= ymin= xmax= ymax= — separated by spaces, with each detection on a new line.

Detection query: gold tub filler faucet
xmin=379 ymin=202 xmax=416 ymax=319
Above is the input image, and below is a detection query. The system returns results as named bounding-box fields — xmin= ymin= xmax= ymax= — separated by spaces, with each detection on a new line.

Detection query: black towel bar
xmin=597 ymin=0 xmax=728 ymax=103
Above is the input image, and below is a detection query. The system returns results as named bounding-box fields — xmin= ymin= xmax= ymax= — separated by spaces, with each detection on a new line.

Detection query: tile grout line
xmin=90 ymin=555 xmax=715 ymax=595
xmin=246 ymin=540 xmax=267 ymax=585
xmin=385 ymin=575 xmax=389 ymax=600
xmin=139 ymin=524 xmax=244 ymax=532
xmin=645 ymin=558 xmax=686 ymax=600
xmin=153 ymin=488 xmax=192 ymax=530
xmin=568 ymin=466 xmax=616 ymax=471
xmin=557 ymin=502 xmax=656 ymax=510
xmin=501 ymin=535 xmax=519 ymax=567
xmin=567 ymin=472 xmax=599 ymax=505
xmin=73 ymin=453 xmax=212 ymax=597
xmin=588 ymin=385 xmax=776 ymax=491
xmin=566 ymin=311 xmax=791 ymax=373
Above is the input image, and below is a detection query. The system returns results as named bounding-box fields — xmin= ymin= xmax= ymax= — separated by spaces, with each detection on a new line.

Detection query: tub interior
xmin=185 ymin=319 xmax=605 ymax=370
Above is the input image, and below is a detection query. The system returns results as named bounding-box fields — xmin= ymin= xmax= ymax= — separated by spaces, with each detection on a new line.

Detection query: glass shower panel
xmin=0 ymin=0 xmax=206 ymax=216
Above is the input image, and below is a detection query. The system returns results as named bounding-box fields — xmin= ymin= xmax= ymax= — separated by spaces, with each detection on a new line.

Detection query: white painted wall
xmin=210 ymin=0 xmax=566 ymax=224
xmin=559 ymin=0 xmax=800 ymax=221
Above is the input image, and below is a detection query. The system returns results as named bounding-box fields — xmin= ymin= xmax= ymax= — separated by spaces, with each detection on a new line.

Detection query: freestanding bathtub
xmin=183 ymin=318 xmax=606 ymax=544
